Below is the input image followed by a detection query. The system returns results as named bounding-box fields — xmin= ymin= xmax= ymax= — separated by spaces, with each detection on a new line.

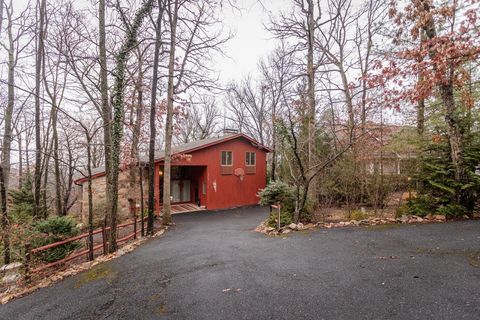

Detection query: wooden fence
xmin=23 ymin=216 xmax=148 ymax=283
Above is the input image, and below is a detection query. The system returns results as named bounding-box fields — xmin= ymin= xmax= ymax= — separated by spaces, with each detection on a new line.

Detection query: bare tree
xmin=268 ymin=0 xmax=343 ymax=203
xmin=161 ymin=0 xmax=230 ymax=224
xmin=42 ymin=3 xmax=70 ymax=215
xmin=58 ymin=118 xmax=81 ymax=215
xmin=0 ymin=0 xmax=33 ymax=264
xmin=177 ymin=95 xmax=219 ymax=143
xmin=0 ymin=2 xmax=34 ymax=185
xmin=259 ymin=45 xmax=293 ymax=180
xmin=225 ymin=44 xmax=293 ymax=181
xmin=226 ymin=77 xmax=269 ymax=145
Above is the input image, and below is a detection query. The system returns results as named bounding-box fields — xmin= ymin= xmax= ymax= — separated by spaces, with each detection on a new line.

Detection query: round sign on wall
xmin=234 ymin=168 xmax=245 ymax=181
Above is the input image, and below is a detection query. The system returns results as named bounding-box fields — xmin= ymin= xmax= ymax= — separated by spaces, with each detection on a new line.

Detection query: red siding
xmin=155 ymin=137 xmax=267 ymax=212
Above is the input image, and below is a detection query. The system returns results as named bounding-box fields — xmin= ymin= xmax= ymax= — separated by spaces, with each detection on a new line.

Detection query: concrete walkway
xmin=1 ymin=206 xmax=480 ymax=319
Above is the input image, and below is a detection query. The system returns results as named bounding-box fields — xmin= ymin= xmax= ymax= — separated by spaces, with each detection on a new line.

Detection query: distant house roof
xmin=329 ymin=122 xmax=417 ymax=155
xmin=75 ymin=133 xmax=271 ymax=184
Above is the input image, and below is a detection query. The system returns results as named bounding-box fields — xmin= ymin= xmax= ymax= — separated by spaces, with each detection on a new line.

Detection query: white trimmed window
xmin=245 ymin=152 xmax=256 ymax=166
xmin=221 ymin=151 xmax=233 ymax=166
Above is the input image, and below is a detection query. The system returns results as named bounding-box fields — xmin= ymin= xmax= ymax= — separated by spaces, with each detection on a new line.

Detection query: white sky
xmin=216 ymin=0 xmax=289 ymax=83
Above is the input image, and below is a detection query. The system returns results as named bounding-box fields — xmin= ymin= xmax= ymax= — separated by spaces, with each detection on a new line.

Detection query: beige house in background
xmin=330 ymin=122 xmax=418 ymax=176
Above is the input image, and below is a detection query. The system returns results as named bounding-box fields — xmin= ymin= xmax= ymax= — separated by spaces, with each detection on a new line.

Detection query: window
xmin=221 ymin=151 xmax=233 ymax=175
xmin=221 ymin=151 xmax=233 ymax=166
xmin=245 ymin=152 xmax=256 ymax=166
xmin=245 ymin=152 xmax=256 ymax=174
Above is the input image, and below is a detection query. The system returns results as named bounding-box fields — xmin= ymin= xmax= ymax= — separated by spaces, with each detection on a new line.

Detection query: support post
xmin=272 ymin=204 xmax=281 ymax=231
xmin=277 ymin=204 xmax=281 ymax=231
xmin=133 ymin=212 xmax=138 ymax=239
xmin=102 ymin=223 xmax=108 ymax=255
xmin=24 ymin=242 xmax=31 ymax=284
xmin=129 ymin=199 xmax=137 ymax=240
xmin=141 ymin=206 xmax=145 ymax=237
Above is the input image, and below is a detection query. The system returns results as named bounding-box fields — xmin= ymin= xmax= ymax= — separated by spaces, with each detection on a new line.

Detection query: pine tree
xmin=412 ymin=132 xmax=480 ymax=217
xmin=9 ymin=173 xmax=35 ymax=223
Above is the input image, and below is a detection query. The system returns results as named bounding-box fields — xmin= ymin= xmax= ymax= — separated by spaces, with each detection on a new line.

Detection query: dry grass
xmin=314 ymin=206 xmax=397 ymax=223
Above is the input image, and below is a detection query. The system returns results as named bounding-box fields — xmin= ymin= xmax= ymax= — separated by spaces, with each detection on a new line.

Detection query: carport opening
xmin=158 ymin=165 xmax=207 ymax=214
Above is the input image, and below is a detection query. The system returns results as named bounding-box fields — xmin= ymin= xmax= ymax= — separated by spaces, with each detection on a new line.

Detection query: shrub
xmin=345 ymin=209 xmax=368 ymax=221
xmin=395 ymin=204 xmax=410 ymax=218
xmin=266 ymin=209 xmax=293 ymax=228
xmin=403 ymin=195 xmax=467 ymax=218
xmin=33 ymin=216 xmax=80 ymax=263
xmin=9 ymin=173 xmax=35 ymax=224
xmin=407 ymin=195 xmax=437 ymax=217
xmin=435 ymin=203 xmax=468 ymax=218
xmin=259 ymin=181 xmax=298 ymax=227
xmin=258 ymin=180 xmax=296 ymax=212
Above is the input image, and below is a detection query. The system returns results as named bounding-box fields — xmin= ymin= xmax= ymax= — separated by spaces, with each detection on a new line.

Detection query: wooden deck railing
xmin=23 ymin=216 xmax=148 ymax=282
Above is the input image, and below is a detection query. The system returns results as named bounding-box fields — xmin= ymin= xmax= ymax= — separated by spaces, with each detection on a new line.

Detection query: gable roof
xmin=75 ymin=133 xmax=270 ymax=183
xmin=145 ymin=133 xmax=271 ymax=162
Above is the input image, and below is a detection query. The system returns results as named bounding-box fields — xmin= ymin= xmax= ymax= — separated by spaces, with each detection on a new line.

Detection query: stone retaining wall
xmin=79 ymin=169 xmax=147 ymax=224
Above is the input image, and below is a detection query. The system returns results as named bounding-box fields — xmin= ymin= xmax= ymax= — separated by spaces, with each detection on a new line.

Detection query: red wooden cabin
xmin=75 ymin=133 xmax=270 ymax=217
xmin=152 ymin=133 xmax=270 ymax=214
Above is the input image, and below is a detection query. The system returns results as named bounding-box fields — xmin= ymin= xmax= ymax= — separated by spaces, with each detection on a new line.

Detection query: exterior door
xmin=171 ymin=180 xmax=191 ymax=203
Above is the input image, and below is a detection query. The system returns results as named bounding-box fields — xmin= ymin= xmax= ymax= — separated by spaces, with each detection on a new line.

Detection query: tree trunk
xmin=51 ymin=101 xmax=63 ymax=215
xmin=62 ymin=144 xmax=75 ymax=216
xmin=34 ymin=0 xmax=46 ymax=217
xmin=416 ymin=30 xmax=426 ymax=136
xmin=0 ymin=165 xmax=9 ymax=264
xmin=26 ymin=131 xmax=30 ymax=173
xmin=139 ymin=164 xmax=145 ymax=236
xmin=415 ymin=87 xmax=425 ymax=192
xmin=1 ymin=13 xmax=14 ymax=202
xmin=147 ymin=0 xmax=163 ymax=235
xmin=440 ymin=84 xmax=465 ymax=184
xmin=270 ymin=129 xmax=276 ymax=181
xmin=0 ymin=0 xmax=4 ymax=39
xmin=305 ymin=0 xmax=317 ymax=205
xmin=359 ymin=10 xmax=374 ymax=203
xmin=339 ymin=66 xmax=355 ymax=144
xmin=18 ymin=132 xmax=23 ymax=186
xmin=98 ymin=0 xmax=114 ymax=248
xmin=87 ymin=135 xmax=94 ymax=261
xmin=128 ymin=51 xmax=144 ymax=224
xmin=162 ymin=0 xmax=179 ymax=226
xmin=42 ymin=138 xmax=52 ymax=218
xmin=417 ymin=97 xmax=425 ymax=135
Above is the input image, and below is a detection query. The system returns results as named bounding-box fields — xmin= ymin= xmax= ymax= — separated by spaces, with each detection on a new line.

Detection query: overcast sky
xmin=216 ymin=0 xmax=289 ymax=83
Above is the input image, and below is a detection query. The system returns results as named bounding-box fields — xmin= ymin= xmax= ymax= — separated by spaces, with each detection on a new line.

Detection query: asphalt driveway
xmin=1 ymin=206 xmax=480 ymax=320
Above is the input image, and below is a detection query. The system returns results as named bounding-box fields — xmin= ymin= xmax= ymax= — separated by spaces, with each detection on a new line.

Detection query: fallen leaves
xmin=255 ymin=214 xmax=456 ymax=237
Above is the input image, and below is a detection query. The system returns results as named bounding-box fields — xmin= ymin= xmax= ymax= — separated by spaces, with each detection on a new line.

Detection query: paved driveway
xmin=1 ymin=206 xmax=480 ymax=320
